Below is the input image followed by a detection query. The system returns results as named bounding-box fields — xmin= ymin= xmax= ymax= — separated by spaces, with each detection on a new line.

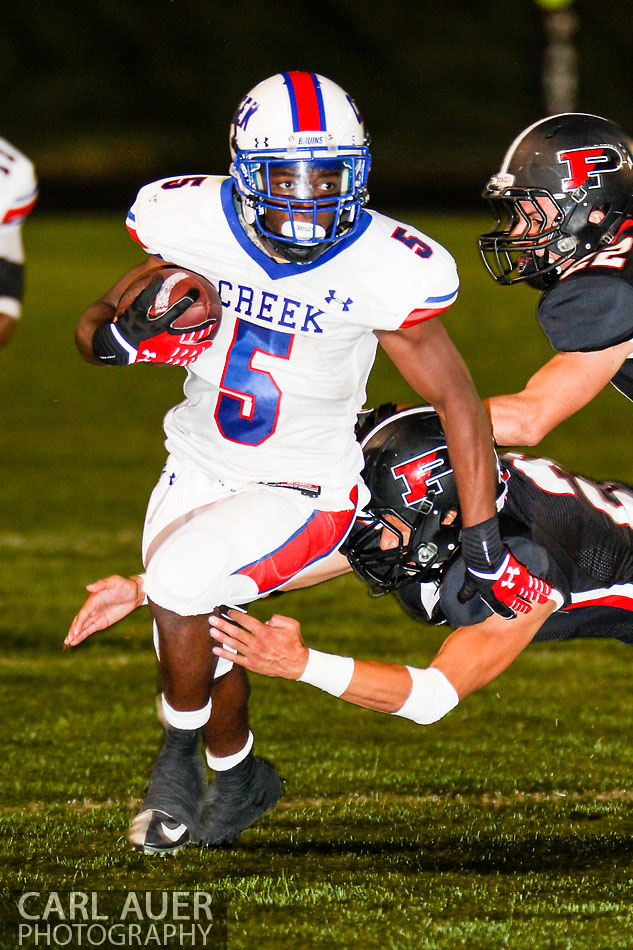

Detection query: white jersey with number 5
xmin=126 ymin=175 xmax=459 ymax=510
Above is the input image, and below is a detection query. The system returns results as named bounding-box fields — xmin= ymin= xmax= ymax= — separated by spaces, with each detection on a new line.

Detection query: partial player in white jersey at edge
xmin=74 ymin=71 xmax=549 ymax=855
xmin=0 ymin=137 xmax=37 ymax=350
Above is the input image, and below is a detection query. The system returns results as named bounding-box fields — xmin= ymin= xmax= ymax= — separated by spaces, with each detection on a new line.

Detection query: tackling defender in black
xmin=347 ymin=406 xmax=633 ymax=646
xmin=209 ymin=406 xmax=633 ymax=728
xmin=479 ymin=113 xmax=633 ymax=446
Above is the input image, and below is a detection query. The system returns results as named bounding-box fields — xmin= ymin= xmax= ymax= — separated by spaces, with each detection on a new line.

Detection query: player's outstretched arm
xmin=210 ymin=610 xmax=414 ymax=712
xmin=485 ymin=343 xmax=633 ymax=446
xmin=209 ymin=598 xmax=557 ymax=723
xmin=280 ymin=550 xmax=351 ymax=591
xmin=428 ymin=598 xmax=556 ymax=697
xmin=65 ymin=574 xmax=146 ymax=648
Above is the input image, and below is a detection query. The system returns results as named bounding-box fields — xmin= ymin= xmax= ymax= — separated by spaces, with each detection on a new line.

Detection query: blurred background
xmin=4 ymin=0 xmax=633 ymax=215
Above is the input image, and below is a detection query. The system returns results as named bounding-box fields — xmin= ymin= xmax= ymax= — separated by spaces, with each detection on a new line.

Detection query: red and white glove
xmin=134 ymin=329 xmax=215 ymax=366
xmin=458 ymin=516 xmax=562 ymax=619
xmin=92 ymin=275 xmax=217 ymax=367
xmin=461 ymin=549 xmax=557 ymax=618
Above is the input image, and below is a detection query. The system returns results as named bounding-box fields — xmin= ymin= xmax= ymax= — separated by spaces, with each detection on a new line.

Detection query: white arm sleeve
xmin=392 ymin=666 xmax=459 ymax=725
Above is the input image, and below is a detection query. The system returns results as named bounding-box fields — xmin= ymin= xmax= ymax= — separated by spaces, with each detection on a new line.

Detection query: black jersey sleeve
xmin=439 ymin=536 xmax=570 ymax=627
xmin=611 ymin=360 xmax=633 ymax=401
xmin=537 ymin=274 xmax=633 ymax=353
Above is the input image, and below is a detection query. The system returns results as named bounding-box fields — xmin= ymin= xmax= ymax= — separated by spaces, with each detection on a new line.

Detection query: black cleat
xmin=128 ymin=727 xmax=205 ymax=855
xmin=128 ymin=808 xmax=191 ymax=855
xmin=195 ymin=755 xmax=283 ymax=847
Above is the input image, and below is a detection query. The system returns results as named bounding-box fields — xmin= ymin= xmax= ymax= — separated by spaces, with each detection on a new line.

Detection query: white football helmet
xmin=229 ymin=71 xmax=371 ymax=262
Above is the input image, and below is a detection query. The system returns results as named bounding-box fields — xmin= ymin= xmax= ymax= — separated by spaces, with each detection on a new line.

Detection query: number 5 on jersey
xmin=215 ymin=321 xmax=293 ymax=446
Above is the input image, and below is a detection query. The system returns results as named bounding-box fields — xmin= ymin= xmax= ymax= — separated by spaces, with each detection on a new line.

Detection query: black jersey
xmin=395 ymin=454 xmax=633 ymax=645
xmin=536 ymin=220 xmax=633 ymax=400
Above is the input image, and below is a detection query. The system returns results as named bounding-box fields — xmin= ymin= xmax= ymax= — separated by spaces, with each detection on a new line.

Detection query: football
xmin=115 ymin=266 xmax=222 ymax=334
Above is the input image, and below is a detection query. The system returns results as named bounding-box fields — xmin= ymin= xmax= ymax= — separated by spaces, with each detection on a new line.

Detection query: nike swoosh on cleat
xmin=160 ymin=822 xmax=188 ymax=842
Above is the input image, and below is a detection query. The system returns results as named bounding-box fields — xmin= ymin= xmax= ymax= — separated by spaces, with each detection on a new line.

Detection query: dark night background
xmin=3 ymin=0 xmax=633 ymax=214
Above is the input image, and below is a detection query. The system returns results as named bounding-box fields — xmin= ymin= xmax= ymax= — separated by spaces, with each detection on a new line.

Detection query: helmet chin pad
xmin=263 ymin=234 xmax=332 ymax=263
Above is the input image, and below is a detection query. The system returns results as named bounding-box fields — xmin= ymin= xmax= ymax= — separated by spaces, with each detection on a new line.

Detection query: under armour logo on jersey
xmin=253 ymin=138 xmax=269 ymax=148
xmin=324 ymin=290 xmax=353 ymax=311
xmin=391 ymin=448 xmax=452 ymax=506
xmin=161 ymin=467 xmax=177 ymax=486
xmin=558 ymin=145 xmax=626 ymax=192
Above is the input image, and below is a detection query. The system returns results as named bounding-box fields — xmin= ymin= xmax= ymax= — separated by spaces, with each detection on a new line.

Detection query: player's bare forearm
xmin=377 ymin=320 xmax=497 ymax=527
xmin=74 ymin=255 xmax=164 ymax=364
xmin=210 ymin=610 xmax=413 ymax=711
xmin=485 ymin=345 xmax=633 ymax=446
xmin=280 ymin=550 xmax=351 ymax=591
xmin=339 ymin=660 xmax=414 ymax=712
xmin=436 ymin=388 xmax=497 ymax=528
xmin=429 ymin=599 xmax=556 ymax=698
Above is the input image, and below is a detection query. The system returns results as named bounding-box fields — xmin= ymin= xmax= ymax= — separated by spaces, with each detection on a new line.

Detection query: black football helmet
xmin=345 ymin=407 xmax=462 ymax=594
xmin=478 ymin=113 xmax=633 ymax=287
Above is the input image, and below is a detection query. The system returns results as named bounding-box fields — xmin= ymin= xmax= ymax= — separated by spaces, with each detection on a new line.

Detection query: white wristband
xmin=298 ymin=648 xmax=355 ymax=697
xmin=137 ymin=573 xmax=148 ymax=606
xmin=392 ymin=667 xmax=459 ymax=725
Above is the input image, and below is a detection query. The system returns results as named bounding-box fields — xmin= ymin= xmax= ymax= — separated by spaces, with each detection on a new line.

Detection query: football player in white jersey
xmin=0 ymin=138 xmax=37 ymax=350
xmin=74 ymin=71 xmax=549 ymax=855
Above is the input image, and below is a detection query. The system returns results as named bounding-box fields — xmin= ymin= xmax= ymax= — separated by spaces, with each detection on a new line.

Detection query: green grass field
xmin=1 ymin=212 xmax=632 ymax=950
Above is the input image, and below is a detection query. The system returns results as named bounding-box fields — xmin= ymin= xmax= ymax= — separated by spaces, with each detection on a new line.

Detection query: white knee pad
xmin=147 ymin=528 xmax=219 ymax=605
xmin=145 ymin=527 xmax=237 ymax=615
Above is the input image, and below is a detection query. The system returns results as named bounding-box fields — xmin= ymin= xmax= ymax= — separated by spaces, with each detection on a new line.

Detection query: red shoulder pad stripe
xmin=2 ymin=195 xmax=37 ymax=224
xmin=398 ymin=305 xmax=451 ymax=329
xmin=126 ymin=221 xmax=149 ymax=250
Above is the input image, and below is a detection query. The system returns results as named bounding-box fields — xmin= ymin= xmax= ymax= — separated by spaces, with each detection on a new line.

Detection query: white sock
xmin=161 ymin=694 xmax=212 ymax=730
xmin=205 ymin=731 xmax=254 ymax=771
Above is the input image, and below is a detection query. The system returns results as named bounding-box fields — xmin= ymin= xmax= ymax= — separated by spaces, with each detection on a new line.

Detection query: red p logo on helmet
xmin=391 ymin=449 xmax=452 ymax=506
xmin=558 ymin=146 xmax=623 ymax=191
